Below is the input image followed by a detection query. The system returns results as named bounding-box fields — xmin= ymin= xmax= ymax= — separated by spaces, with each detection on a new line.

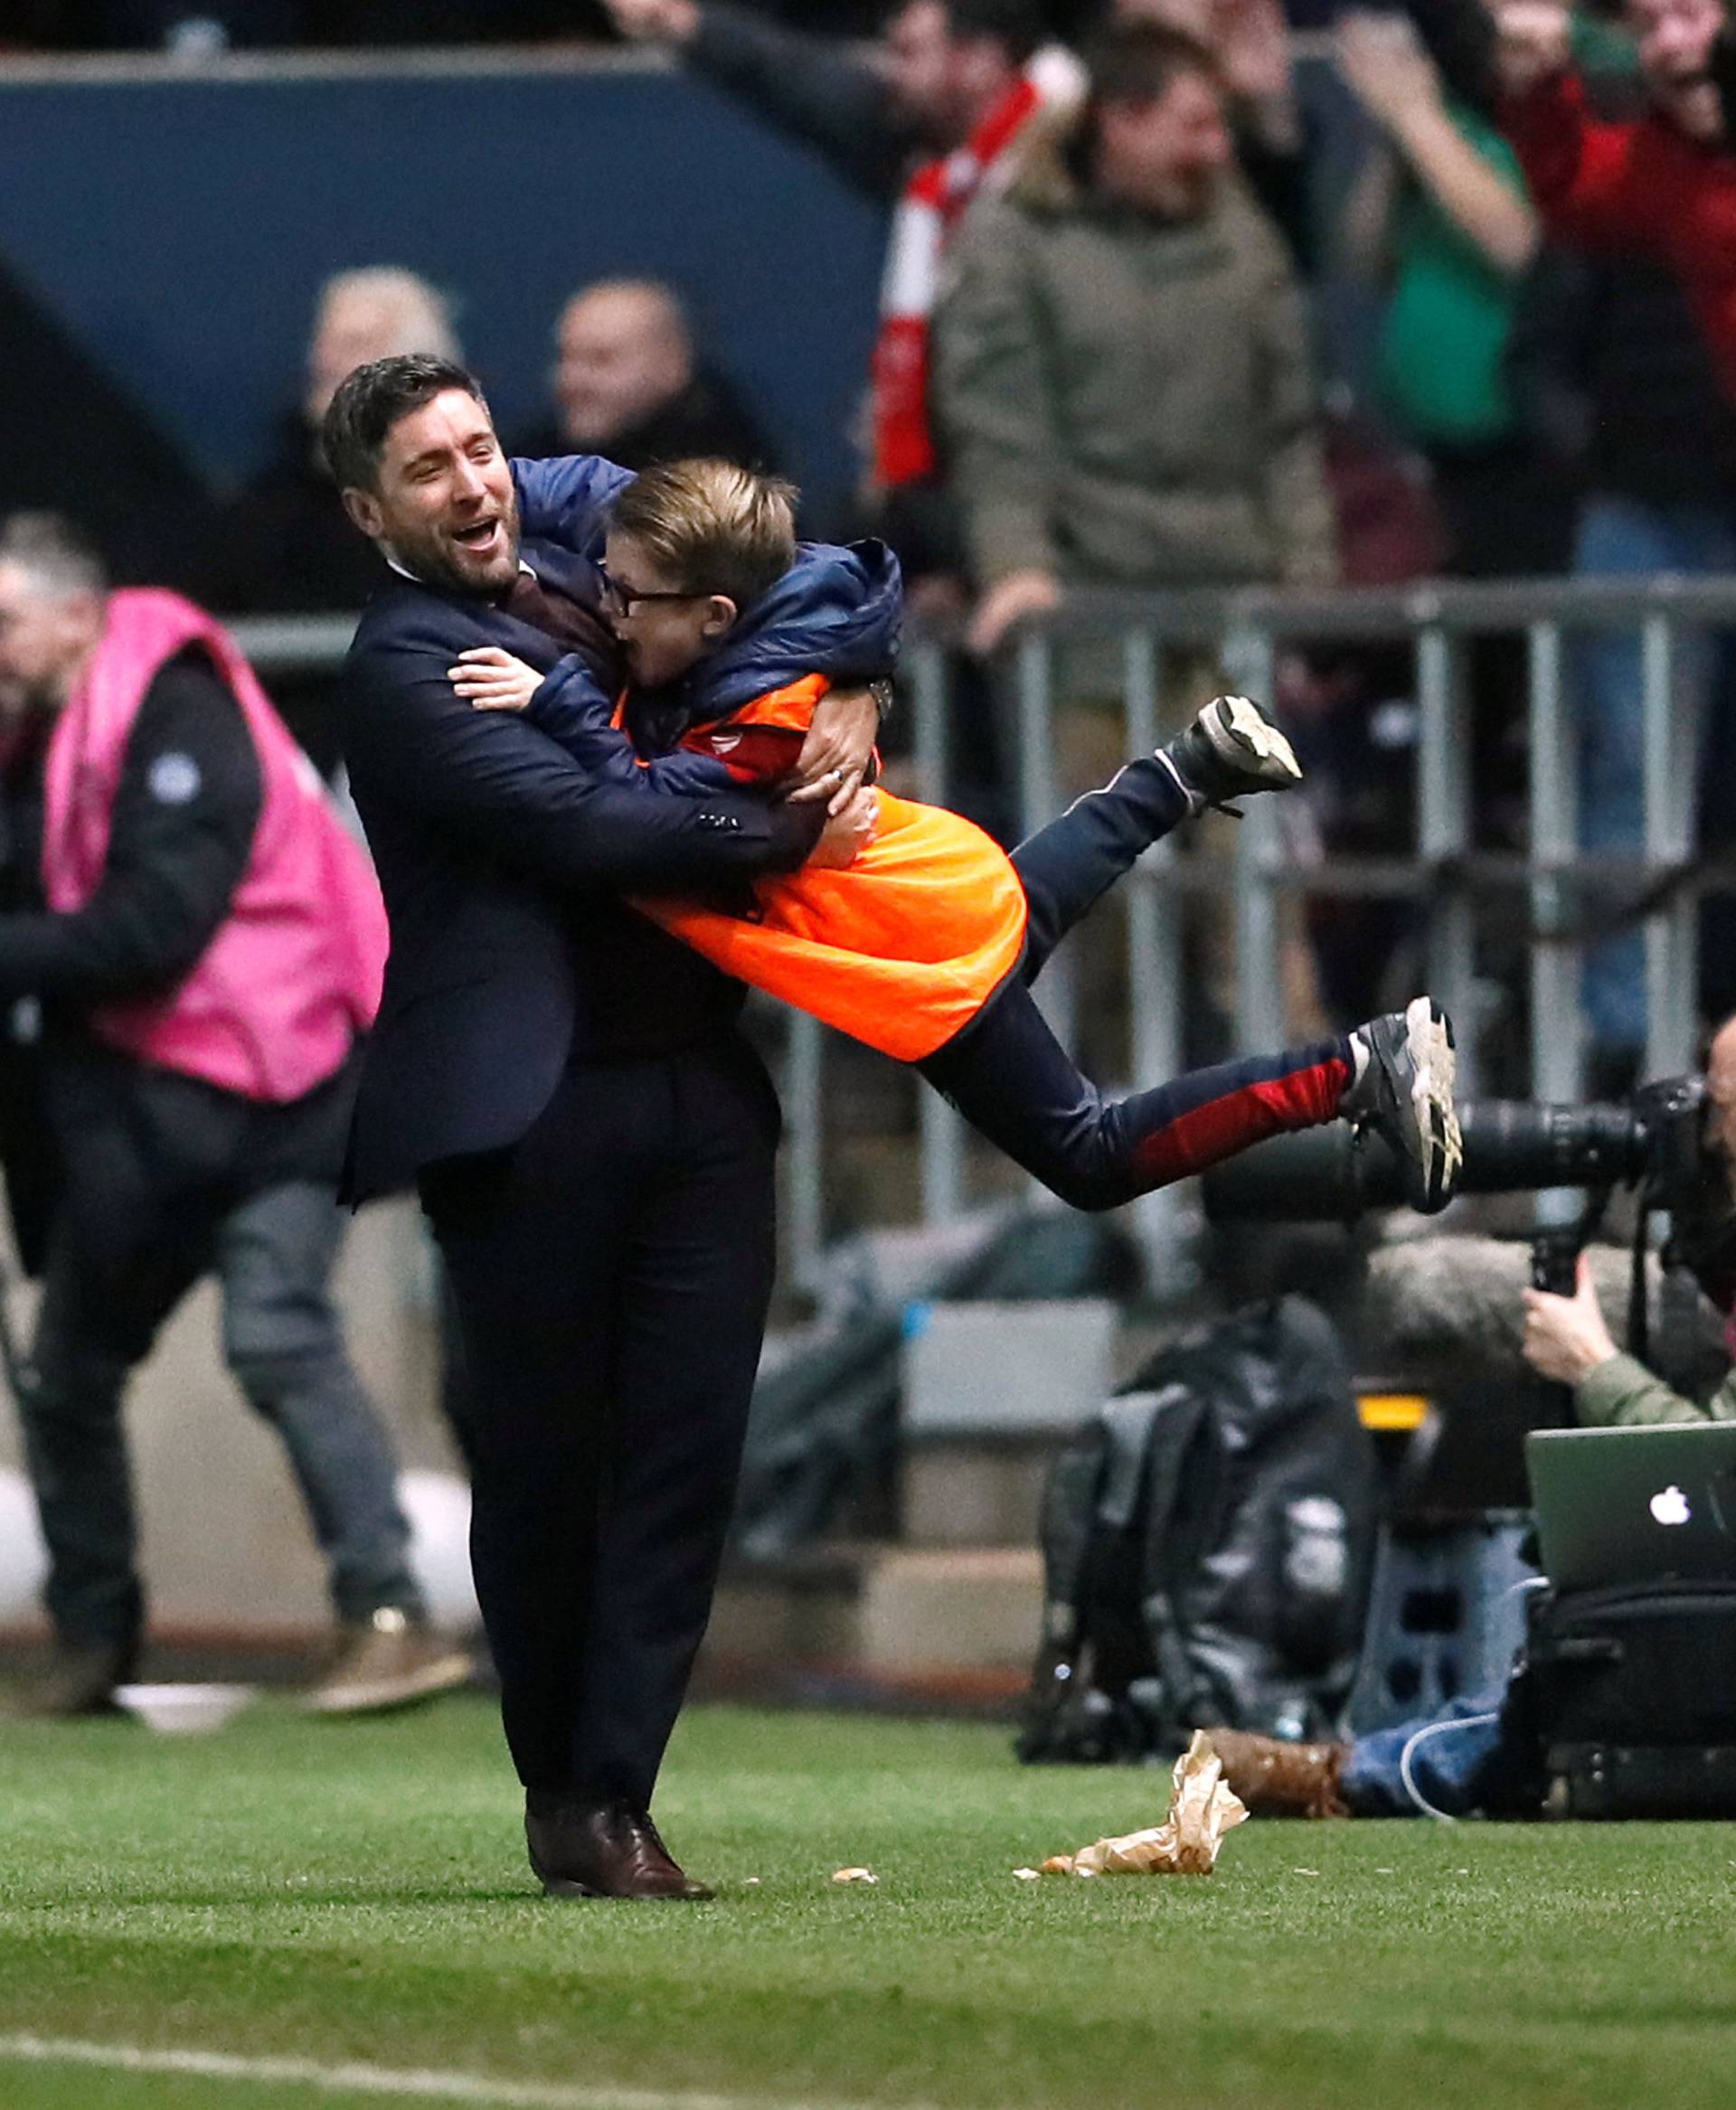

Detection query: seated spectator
xmin=937 ymin=18 xmax=1335 ymax=658
xmin=201 ymin=267 xmax=459 ymax=771
xmin=506 ymin=278 xmax=774 ymax=475
xmin=207 ymin=266 xmax=462 ymax=618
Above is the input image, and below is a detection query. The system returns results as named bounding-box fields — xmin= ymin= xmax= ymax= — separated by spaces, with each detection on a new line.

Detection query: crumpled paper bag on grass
xmin=1040 ymin=1730 xmax=1249 ymax=1878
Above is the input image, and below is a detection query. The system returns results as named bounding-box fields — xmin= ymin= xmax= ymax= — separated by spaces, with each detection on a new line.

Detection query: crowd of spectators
xmin=9 ymin=0 xmax=1736 ymax=1072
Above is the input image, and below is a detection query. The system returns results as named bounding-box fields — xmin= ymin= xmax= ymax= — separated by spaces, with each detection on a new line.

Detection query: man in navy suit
xmin=324 ymin=354 xmax=879 ymax=1899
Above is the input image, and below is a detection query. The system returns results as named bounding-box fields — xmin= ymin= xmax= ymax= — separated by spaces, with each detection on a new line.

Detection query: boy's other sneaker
xmin=304 ymin=1606 xmax=472 ymax=1716
xmin=1341 ymin=996 xmax=1463 ymax=1215
xmin=1160 ymin=693 xmax=1304 ymax=814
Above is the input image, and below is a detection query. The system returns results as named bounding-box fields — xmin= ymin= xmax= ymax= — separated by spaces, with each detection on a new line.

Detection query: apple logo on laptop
xmin=1650 ymin=1484 xmax=1692 ymax=1528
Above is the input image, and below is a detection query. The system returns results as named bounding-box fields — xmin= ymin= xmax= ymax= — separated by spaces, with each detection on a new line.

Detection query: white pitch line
xmin=0 ymin=2034 xmax=933 ymax=2110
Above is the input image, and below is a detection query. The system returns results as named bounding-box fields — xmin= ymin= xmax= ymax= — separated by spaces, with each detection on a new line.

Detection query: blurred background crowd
xmin=5 ymin=0 xmax=1736 ymax=1090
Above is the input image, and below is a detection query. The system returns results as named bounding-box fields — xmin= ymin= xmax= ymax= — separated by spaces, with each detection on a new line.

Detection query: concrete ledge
xmin=705 ymin=1544 xmax=1042 ymax=1681
xmin=901 ymin=1434 xmax=1056 ymax=1549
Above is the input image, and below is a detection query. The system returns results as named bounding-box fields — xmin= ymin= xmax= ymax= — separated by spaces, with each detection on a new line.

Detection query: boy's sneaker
xmin=1160 ymin=694 xmax=1304 ymax=814
xmin=1341 ymin=996 xmax=1463 ymax=1214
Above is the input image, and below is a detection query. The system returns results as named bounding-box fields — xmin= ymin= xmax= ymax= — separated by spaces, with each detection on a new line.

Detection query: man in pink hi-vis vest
xmin=0 ymin=513 xmax=468 ymax=1719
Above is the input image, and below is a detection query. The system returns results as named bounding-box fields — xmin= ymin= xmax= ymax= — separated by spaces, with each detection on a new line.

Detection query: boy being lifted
xmin=450 ymin=457 xmax=1460 ymax=1213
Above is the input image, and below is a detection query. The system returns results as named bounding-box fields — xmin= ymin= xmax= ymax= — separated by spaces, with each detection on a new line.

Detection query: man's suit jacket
xmin=337 ymin=454 xmax=819 ymax=1201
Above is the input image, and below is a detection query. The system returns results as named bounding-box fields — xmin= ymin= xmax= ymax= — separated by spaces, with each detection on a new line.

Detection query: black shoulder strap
xmin=1033 ymin=1387 xmax=1170 ymax=1655
xmin=1135 ymin=1385 xmax=1218 ymax=1730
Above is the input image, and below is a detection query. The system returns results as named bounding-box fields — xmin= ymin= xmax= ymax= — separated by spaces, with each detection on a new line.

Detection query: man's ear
xmin=342 ymin=485 xmax=384 ymax=541
xmin=702 ymin=595 xmax=740 ymax=640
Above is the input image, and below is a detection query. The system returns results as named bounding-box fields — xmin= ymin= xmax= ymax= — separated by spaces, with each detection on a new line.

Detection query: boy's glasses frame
xmin=595 ymin=563 xmax=702 ymax=619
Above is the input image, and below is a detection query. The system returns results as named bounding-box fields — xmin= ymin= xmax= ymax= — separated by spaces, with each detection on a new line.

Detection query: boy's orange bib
xmin=635 ymin=790 xmax=1028 ymax=1061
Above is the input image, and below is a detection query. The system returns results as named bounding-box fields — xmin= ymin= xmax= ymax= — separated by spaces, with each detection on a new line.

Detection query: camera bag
xmin=1523 ymin=1579 xmax=1736 ymax=1817
xmin=1017 ymin=1295 xmax=1379 ymax=1762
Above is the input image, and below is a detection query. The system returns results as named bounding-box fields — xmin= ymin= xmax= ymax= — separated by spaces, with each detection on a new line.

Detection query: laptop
xmin=1525 ymin=1423 xmax=1736 ymax=1591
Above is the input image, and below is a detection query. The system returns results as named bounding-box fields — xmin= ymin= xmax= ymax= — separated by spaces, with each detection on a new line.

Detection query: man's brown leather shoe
xmin=524 ymin=1794 xmax=714 ymax=1900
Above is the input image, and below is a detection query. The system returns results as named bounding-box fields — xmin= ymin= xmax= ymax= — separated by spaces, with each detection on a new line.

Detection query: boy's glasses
xmin=596 ymin=563 xmax=700 ymax=619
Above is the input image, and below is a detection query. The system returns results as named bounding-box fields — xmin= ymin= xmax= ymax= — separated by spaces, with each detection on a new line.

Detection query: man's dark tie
xmin=502 ymin=568 xmax=617 ymax=675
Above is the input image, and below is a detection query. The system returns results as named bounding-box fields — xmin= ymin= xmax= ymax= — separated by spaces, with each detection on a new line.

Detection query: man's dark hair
xmin=320 ymin=353 xmax=489 ymax=494
xmin=945 ymin=0 xmax=1047 ymax=66
xmin=1084 ymin=18 xmax=1219 ymax=107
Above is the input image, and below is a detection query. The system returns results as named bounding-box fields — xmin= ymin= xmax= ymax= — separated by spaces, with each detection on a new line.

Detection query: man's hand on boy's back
xmin=786 ymin=685 xmax=882 ymax=814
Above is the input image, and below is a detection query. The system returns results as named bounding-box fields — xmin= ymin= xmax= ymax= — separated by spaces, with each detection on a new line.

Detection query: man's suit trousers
xmin=420 ymin=1035 xmax=780 ymax=1806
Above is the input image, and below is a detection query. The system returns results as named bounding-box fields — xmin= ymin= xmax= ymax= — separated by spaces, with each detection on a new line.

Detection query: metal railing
xmin=233 ymin=572 xmax=1736 ymax=1284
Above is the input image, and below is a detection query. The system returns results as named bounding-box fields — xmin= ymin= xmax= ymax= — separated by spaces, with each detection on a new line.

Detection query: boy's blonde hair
xmin=610 ymin=458 xmax=798 ymax=611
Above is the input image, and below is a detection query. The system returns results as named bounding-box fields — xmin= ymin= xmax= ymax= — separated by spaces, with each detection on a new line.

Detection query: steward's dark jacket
xmin=336 ymin=452 xmax=823 ymax=1201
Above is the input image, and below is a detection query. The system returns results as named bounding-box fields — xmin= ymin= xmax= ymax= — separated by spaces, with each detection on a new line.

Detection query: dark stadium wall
xmin=0 ymin=61 xmax=887 ymax=535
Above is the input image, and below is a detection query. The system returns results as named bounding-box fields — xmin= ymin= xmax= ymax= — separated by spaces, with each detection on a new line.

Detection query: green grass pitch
xmin=1 ymin=1695 xmax=1732 ymax=2110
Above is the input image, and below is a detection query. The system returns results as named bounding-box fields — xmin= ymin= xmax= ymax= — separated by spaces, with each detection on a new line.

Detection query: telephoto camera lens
xmin=1202 ymin=1101 xmax=1650 ymax=1221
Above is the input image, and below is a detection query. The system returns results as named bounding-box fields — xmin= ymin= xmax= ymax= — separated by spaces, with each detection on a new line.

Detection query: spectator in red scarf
xmin=603 ymin=1 xmax=1082 ymax=589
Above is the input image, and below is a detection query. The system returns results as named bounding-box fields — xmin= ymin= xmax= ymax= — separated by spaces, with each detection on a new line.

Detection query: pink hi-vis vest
xmin=42 ymin=589 xmax=387 ymax=1103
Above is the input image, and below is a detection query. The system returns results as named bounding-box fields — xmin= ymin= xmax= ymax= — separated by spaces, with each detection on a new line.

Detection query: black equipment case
xmin=1524 ymin=1579 xmax=1736 ymax=1817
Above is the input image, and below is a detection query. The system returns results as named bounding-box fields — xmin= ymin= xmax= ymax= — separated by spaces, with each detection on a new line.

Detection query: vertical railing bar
xmin=785 ymin=1010 xmax=825 ymax=1288
xmin=1016 ymin=628 xmax=1058 ymax=840
xmin=910 ymin=637 xmax=950 ymax=808
xmin=1123 ymin=626 xmax=1184 ymax=1279
xmin=1642 ymin=613 xmax=1695 ymax=1077
xmin=1417 ymin=622 xmax=1478 ymax=1097
xmin=910 ymin=641 xmax=965 ymax=1223
xmin=1017 ymin=628 xmax=1073 ymax=1050
xmin=1528 ymin=620 xmax=1581 ymax=1222
xmin=1528 ymin=618 xmax=1581 ymax=1100
xmin=1224 ymin=625 xmax=1284 ymax=1053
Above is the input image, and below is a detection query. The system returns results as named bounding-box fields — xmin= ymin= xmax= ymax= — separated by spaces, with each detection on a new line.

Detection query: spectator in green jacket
xmin=935 ymin=17 xmax=1336 ymax=660
xmin=1335 ymin=7 xmax=1569 ymax=579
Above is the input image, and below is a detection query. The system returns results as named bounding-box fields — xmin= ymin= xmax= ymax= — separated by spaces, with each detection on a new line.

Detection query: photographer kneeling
xmin=1210 ymin=1016 xmax=1736 ymax=1820
xmin=1518 ymin=1014 xmax=1736 ymax=1429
